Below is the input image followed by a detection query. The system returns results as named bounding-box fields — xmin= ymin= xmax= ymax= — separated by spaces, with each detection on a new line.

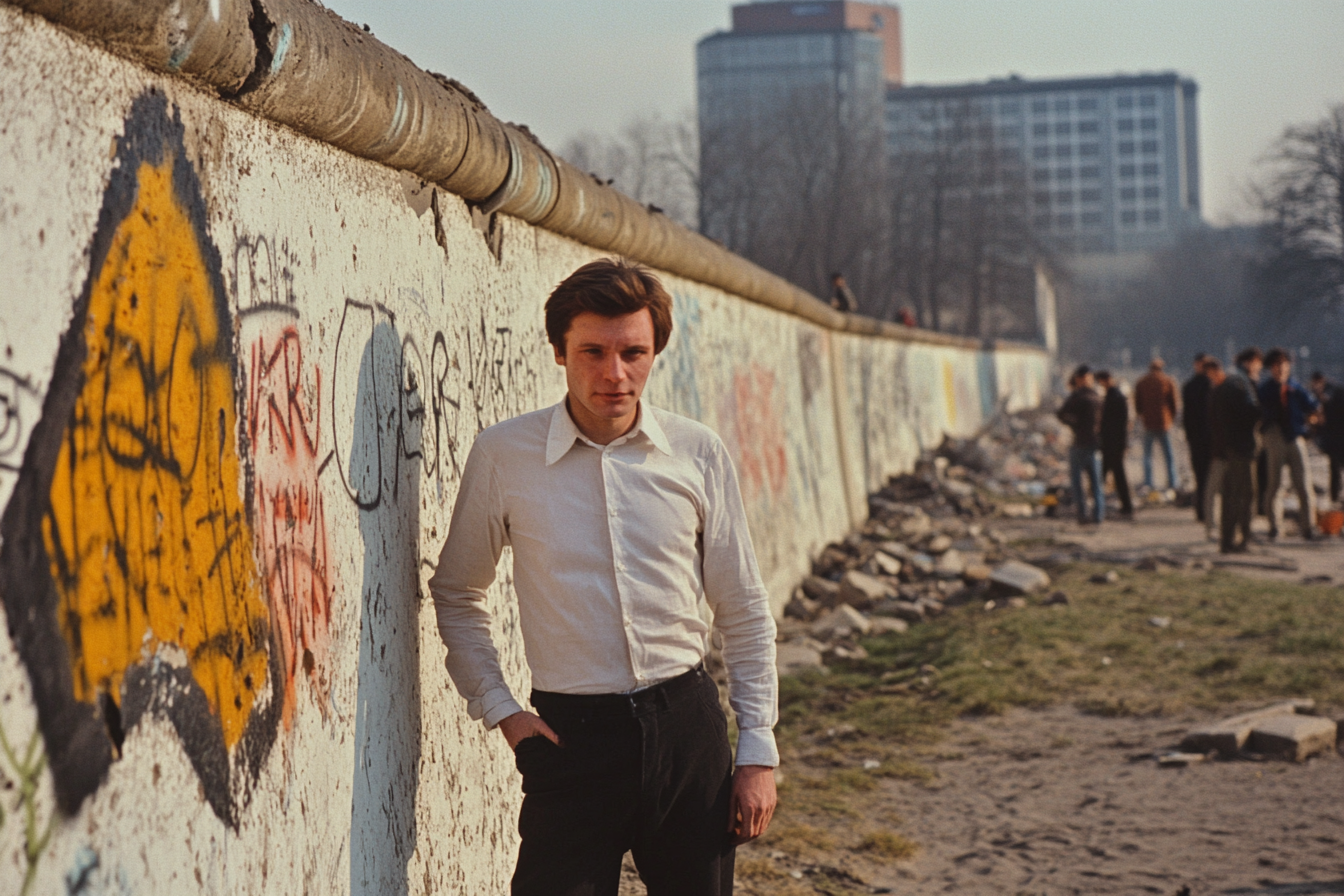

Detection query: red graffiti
xmin=725 ymin=364 xmax=788 ymax=502
xmin=245 ymin=324 xmax=334 ymax=728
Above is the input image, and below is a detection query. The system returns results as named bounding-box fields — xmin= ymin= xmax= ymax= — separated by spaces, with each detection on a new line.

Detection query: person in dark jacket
xmin=1058 ymin=365 xmax=1104 ymax=524
xmin=829 ymin=273 xmax=858 ymax=313
xmin=1202 ymin=359 xmax=1228 ymax=538
xmin=1182 ymin=353 xmax=1213 ymax=521
xmin=1210 ymin=348 xmax=1264 ymax=553
xmin=1258 ymin=347 xmax=1319 ymax=539
xmin=1096 ymin=371 xmax=1133 ymax=518
xmin=1311 ymin=372 xmax=1344 ymax=504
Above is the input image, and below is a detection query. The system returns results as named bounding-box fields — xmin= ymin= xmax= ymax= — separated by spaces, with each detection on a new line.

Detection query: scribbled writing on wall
xmin=332 ymin=298 xmax=549 ymax=504
xmin=240 ymin=302 xmax=334 ymax=729
xmin=0 ymin=718 xmax=56 ymax=896
xmin=0 ymin=94 xmax=278 ymax=824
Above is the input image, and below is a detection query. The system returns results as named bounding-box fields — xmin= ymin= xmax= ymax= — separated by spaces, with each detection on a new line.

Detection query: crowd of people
xmin=1056 ymin=348 xmax=1344 ymax=554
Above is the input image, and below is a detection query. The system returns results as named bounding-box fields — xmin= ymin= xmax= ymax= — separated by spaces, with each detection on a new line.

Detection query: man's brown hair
xmin=545 ymin=258 xmax=674 ymax=355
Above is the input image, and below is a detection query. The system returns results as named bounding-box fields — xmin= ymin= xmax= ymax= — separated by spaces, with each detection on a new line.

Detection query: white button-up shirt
xmin=429 ymin=401 xmax=779 ymax=767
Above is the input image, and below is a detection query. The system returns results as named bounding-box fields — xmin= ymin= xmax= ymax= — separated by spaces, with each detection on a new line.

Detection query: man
xmin=1202 ymin=358 xmax=1228 ymax=539
xmin=1057 ymin=365 xmax=1104 ymax=525
xmin=829 ymin=272 xmax=857 ymax=313
xmin=1182 ymin=353 xmax=1214 ymax=522
xmin=1258 ymin=348 xmax=1319 ymax=540
xmin=1210 ymin=348 xmax=1264 ymax=553
xmin=430 ymin=259 xmax=778 ymax=894
xmin=1096 ymin=371 xmax=1133 ymax=519
xmin=1310 ymin=371 xmax=1344 ymax=505
xmin=1133 ymin=358 xmax=1180 ymax=493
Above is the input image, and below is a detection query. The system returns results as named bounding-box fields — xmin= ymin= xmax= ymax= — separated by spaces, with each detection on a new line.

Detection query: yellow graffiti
xmin=43 ymin=157 xmax=269 ymax=748
xmin=942 ymin=358 xmax=958 ymax=429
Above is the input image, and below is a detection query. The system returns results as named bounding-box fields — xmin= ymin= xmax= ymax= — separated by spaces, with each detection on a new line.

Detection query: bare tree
xmin=1255 ymin=102 xmax=1344 ymax=312
xmin=559 ymin=111 xmax=700 ymax=231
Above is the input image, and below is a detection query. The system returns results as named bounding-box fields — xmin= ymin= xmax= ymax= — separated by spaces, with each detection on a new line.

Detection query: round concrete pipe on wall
xmin=10 ymin=0 xmax=255 ymax=91
xmin=437 ymin=102 xmax=512 ymax=202
xmin=479 ymin=126 xmax=560 ymax=222
xmin=239 ymin=0 xmax=478 ymax=187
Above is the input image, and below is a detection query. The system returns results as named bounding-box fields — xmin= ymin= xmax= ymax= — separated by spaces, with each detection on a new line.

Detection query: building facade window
xmin=1141 ymin=140 xmax=1159 ymax=154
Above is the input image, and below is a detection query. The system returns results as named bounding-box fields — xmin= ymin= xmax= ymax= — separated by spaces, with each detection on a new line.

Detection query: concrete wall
xmin=0 ymin=5 xmax=1048 ymax=893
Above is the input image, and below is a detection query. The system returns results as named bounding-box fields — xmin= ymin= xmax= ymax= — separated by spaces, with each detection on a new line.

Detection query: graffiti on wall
xmin=719 ymin=363 xmax=789 ymax=503
xmin=0 ymin=93 xmax=279 ymax=825
xmin=237 ymin=244 xmax=336 ymax=730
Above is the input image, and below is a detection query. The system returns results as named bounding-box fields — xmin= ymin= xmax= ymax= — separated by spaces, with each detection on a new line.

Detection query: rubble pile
xmin=777 ymin=410 xmax=1069 ymax=674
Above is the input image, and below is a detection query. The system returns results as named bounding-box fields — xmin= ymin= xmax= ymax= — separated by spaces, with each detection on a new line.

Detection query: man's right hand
xmin=497 ymin=710 xmax=561 ymax=752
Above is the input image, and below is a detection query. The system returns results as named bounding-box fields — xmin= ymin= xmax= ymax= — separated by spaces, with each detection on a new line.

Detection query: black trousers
xmin=1189 ymin=440 xmax=1211 ymax=522
xmin=1330 ymin=455 xmax=1342 ymax=505
xmin=1221 ymin=457 xmax=1256 ymax=552
xmin=512 ymin=665 xmax=736 ymax=896
xmin=1101 ymin=444 xmax=1133 ymax=515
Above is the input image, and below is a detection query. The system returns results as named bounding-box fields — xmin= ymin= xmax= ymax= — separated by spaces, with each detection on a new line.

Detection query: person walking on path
xmin=1258 ymin=347 xmax=1319 ymax=540
xmin=1133 ymin=358 xmax=1180 ymax=493
xmin=1182 ymin=354 xmax=1214 ymax=522
xmin=1096 ymin=371 xmax=1133 ymax=519
xmin=1203 ymin=358 xmax=1228 ymax=539
xmin=1058 ymin=365 xmax=1105 ymax=525
xmin=430 ymin=259 xmax=778 ymax=895
xmin=1210 ymin=348 xmax=1264 ymax=553
xmin=1310 ymin=372 xmax=1344 ymax=505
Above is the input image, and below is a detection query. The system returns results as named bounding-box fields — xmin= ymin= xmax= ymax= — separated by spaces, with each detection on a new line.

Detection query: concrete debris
xmin=777 ymin=410 xmax=1090 ymax=671
xmin=989 ymin=560 xmax=1052 ymax=596
xmin=1156 ymin=752 xmax=1207 ymax=768
xmin=810 ymin=604 xmax=872 ymax=640
xmin=1247 ymin=714 xmax=1337 ymax=762
xmin=1148 ymin=616 xmax=1172 ymax=629
xmin=839 ymin=571 xmax=896 ymax=609
xmin=1042 ymin=590 xmax=1070 ymax=606
xmin=1090 ymin=570 xmax=1120 ymax=584
xmin=1179 ymin=700 xmax=1318 ymax=757
xmin=777 ymin=642 xmax=825 ymax=675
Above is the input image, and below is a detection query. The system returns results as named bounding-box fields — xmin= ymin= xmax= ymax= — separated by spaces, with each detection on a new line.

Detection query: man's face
xmin=1245 ymin=359 xmax=1264 ymax=381
xmin=555 ymin=309 xmax=656 ymax=433
xmin=1079 ymin=373 xmax=1095 ymax=390
xmin=1271 ymin=360 xmax=1291 ymax=383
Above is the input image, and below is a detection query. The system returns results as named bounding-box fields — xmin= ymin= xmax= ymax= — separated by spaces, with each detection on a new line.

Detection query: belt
xmin=530 ymin=664 xmax=708 ymax=719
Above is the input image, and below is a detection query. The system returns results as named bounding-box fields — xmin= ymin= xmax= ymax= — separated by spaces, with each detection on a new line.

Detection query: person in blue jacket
xmin=1258 ymin=347 xmax=1319 ymax=540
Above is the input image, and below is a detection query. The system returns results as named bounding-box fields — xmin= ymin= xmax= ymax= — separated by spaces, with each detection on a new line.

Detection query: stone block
xmin=869 ymin=617 xmax=909 ymax=635
xmin=872 ymin=551 xmax=903 ymax=576
xmin=1180 ymin=700 xmax=1316 ymax=755
xmin=801 ymin=575 xmax=841 ymax=607
xmin=839 ymin=571 xmax=895 ymax=609
xmin=776 ymin=642 xmax=825 ymax=676
xmin=934 ymin=549 xmax=965 ymax=579
xmin=810 ymin=604 xmax=872 ymax=640
xmin=1247 ymin=714 xmax=1337 ymax=761
xmin=989 ymin=560 xmax=1051 ymax=595
xmin=926 ymin=534 xmax=954 ymax=554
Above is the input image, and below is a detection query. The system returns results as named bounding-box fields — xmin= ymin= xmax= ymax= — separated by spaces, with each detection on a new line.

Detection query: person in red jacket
xmin=1133 ymin=359 xmax=1180 ymax=493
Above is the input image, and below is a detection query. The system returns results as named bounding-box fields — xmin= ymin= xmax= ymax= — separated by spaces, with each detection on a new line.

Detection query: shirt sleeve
xmin=428 ymin=438 xmax=524 ymax=729
xmin=701 ymin=440 xmax=779 ymax=767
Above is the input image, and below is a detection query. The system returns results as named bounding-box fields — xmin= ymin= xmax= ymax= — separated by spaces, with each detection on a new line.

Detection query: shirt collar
xmin=544 ymin=400 xmax=673 ymax=466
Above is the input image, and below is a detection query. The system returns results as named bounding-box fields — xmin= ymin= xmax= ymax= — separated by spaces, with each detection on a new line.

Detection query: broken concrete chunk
xmin=810 ymin=604 xmax=872 ymax=640
xmin=784 ymin=592 xmax=820 ymax=620
xmin=989 ymin=560 xmax=1051 ymax=595
xmin=1043 ymin=590 xmax=1070 ymax=606
xmin=1247 ymin=714 xmax=1337 ymax=762
xmin=802 ymin=576 xmax=841 ymax=607
xmin=1157 ymin=752 xmax=1207 ymax=768
xmin=926 ymin=534 xmax=954 ymax=554
xmin=872 ymin=551 xmax=903 ymax=576
xmin=962 ymin=563 xmax=993 ymax=583
xmin=1090 ymin=570 xmax=1120 ymax=584
xmin=877 ymin=541 xmax=913 ymax=561
xmin=869 ymin=617 xmax=909 ymax=635
xmin=935 ymin=549 xmax=965 ymax=579
xmin=907 ymin=553 xmax=936 ymax=577
xmin=897 ymin=512 xmax=933 ymax=540
xmin=839 ymin=571 xmax=895 ymax=609
xmin=885 ymin=600 xmax=925 ymax=624
xmin=999 ymin=502 xmax=1034 ymax=518
xmin=776 ymin=642 xmax=825 ymax=676
xmin=1179 ymin=700 xmax=1318 ymax=756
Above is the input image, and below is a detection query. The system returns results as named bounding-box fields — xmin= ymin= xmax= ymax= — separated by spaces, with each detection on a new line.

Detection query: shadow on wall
xmin=345 ymin=318 xmax=423 ymax=896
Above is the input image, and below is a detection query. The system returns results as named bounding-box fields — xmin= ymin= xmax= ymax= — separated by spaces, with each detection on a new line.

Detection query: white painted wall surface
xmin=0 ymin=7 xmax=1048 ymax=893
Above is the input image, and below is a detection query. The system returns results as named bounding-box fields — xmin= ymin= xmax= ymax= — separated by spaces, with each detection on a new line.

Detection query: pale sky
xmin=322 ymin=0 xmax=1344 ymax=224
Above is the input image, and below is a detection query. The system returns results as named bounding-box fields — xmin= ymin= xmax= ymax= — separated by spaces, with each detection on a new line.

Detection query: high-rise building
xmin=885 ymin=73 xmax=1202 ymax=254
xmin=695 ymin=2 xmax=901 ymax=300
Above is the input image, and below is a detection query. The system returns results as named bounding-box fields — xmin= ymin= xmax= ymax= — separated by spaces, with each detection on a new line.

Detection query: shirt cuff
xmin=480 ymin=690 xmax=524 ymax=730
xmin=734 ymin=727 xmax=779 ymax=768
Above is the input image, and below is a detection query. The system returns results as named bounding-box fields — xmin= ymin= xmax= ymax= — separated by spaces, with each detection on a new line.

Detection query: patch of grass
xmin=855 ymin=830 xmax=919 ymax=859
xmin=735 ymin=857 xmax=789 ymax=881
xmin=767 ymin=565 xmax=1344 ymax=857
xmin=761 ymin=823 xmax=837 ymax=856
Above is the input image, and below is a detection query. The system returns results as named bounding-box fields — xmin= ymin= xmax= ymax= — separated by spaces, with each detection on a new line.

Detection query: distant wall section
xmin=0 ymin=6 xmax=1048 ymax=894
